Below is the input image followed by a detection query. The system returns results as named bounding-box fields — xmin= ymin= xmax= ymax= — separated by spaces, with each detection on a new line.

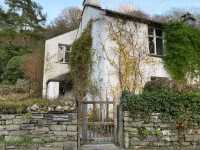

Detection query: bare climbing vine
xmin=103 ymin=18 xmax=155 ymax=94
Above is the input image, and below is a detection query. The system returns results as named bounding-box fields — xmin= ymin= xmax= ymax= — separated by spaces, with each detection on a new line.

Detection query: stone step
xmin=80 ymin=144 xmax=124 ymax=150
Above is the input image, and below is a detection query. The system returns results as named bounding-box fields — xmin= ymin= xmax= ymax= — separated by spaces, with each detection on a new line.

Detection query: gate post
xmin=124 ymin=111 xmax=129 ymax=149
xmin=77 ymin=100 xmax=81 ymax=150
xmin=117 ymin=104 xmax=124 ymax=147
xmin=82 ymin=103 xmax=88 ymax=144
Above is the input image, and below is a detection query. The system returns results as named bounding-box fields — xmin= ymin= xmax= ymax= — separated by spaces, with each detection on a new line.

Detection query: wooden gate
xmin=79 ymin=101 xmax=114 ymax=144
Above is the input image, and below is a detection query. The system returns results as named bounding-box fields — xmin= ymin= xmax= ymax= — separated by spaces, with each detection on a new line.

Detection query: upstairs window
xmin=148 ymin=27 xmax=164 ymax=56
xmin=58 ymin=44 xmax=71 ymax=63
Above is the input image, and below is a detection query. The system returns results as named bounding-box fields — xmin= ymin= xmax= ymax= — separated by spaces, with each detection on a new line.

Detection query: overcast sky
xmin=1 ymin=0 xmax=200 ymax=23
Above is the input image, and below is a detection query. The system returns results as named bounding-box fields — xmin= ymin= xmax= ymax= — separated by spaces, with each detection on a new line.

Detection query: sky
xmin=1 ymin=0 xmax=200 ymax=24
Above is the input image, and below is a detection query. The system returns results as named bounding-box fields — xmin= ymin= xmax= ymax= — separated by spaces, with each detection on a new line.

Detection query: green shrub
xmin=3 ymin=56 xmax=25 ymax=84
xmin=164 ymin=22 xmax=200 ymax=82
xmin=144 ymin=78 xmax=174 ymax=92
xmin=121 ymin=89 xmax=200 ymax=122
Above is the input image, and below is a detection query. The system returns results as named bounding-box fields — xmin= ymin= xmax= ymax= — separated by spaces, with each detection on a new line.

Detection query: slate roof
xmin=84 ymin=4 xmax=163 ymax=27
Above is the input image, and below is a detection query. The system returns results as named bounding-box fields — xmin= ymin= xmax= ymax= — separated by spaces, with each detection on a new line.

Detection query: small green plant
xmin=138 ymin=127 xmax=162 ymax=139
xmin=154 ymin=129 xmax=162 ymax=137
xmin=23 ymin=112 xmax=32 ymax=119
xmin=138 ymin=127 xmax=151 ymax=139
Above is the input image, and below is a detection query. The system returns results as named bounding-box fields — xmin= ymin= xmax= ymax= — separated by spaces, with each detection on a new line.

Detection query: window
xmin=148 ymin=27 xmax=164 ymax=56
xmin=58 ymin=44 xmax=71 ymax=63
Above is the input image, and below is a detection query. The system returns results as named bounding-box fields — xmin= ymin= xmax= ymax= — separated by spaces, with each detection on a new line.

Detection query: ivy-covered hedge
xmin=121 ymin=89 xmax=200 ymax=122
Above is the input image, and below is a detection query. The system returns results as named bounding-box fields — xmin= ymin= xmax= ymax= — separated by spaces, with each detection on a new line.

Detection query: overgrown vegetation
xmin=121 ymin=87 xmax=200 ymax=124
xmin=121 ymin=21 xmax=200 ymax=127
xmin=0 ymin=99 xmax=66 ymax=114
xmin=70 ymin=23 xmax=93 ymax=100
xmin=0 ymin=0 xmax=46 ymax=91
xmin=0 ymin=1 xmax=82 ymax=97
xmin=164 ymin=22 xmax=200 ymax=83
xmin=138 ymin=127 xmax=162 ymax=140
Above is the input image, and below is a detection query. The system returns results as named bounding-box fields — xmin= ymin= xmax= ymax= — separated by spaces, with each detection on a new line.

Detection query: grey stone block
xmin=64 ymin=142 xmax=77 ymax=150
xmin=50 ymin=125 xmax=66 ymax=131
xmin=67 ymin=125 xmax=77 ymax=132
xmin=6 ymin=125 xmax=20 ymax=131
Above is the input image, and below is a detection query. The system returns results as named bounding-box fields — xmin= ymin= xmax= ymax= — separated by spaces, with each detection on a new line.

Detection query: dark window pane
xmin=65 ymin=46 xmax=71 ymax=63
xmin=156 ymin=38 xmax=164 ymax=55
xmin=156 ymin=29 xmax=163 ymax=37
xmin=148 ymin=27 xmax=154 ymax=36
xmin=66 ymin=46 xmax=71 ymax=52
xmin=149 ymin=37 xmax=155 ymax=54
xmin=65 ymin=52 xmax=70 ymax=63
xmin=58 ymin=45 xmax=64 ymax=62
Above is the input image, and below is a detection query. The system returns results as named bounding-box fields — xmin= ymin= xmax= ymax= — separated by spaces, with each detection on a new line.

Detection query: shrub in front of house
xmin=121 ymin=88 xmax=200 ymax=123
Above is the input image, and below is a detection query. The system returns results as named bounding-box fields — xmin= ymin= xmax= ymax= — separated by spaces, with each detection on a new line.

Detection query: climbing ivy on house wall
xmin=164 ymin=22 xmax=200 ymax=83
xmin=70 ymin=23 xmax=93 ymax=100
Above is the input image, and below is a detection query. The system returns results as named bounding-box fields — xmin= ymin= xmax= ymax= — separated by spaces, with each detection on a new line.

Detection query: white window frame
xmin=148 ymin=27 xmax=165 ymax=56
xmin=58 ymin=44 xmax=71 ymax=64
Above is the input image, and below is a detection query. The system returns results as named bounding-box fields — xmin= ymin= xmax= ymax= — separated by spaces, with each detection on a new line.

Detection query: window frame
xmin=148 ymin=26 xmax=165 ymax=57
xmin=58 ymin=44 xmax=71 ymax=64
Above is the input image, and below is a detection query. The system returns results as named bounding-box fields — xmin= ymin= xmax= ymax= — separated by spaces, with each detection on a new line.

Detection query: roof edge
xmin=105 ymin=9 xmax=163 ymax=26
xmin=46 ymin=29 xmax=78 ymax=41
xmin=82 ymin=4 xmax=163 ymax=26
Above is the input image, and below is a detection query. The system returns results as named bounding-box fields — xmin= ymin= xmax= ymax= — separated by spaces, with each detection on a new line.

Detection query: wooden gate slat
xmin=80 ymin=101 xmax=114 ymax=144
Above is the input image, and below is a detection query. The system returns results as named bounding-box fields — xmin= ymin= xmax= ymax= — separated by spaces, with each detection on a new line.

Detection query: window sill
xmin=148 ymin=54 xmax=164 ymax=58
xmin=57 ymin=62 xmax=69 ymax=64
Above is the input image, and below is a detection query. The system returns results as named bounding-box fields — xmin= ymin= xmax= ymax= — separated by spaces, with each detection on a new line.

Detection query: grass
xmin=0 ymin=136 xmax=46 ymax=146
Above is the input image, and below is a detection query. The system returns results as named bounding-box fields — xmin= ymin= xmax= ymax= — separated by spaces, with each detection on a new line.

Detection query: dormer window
xmin=58 ymin=44 xmax=71 ymax=63
xmin=148 ymin=27 xmax=164 ymax=56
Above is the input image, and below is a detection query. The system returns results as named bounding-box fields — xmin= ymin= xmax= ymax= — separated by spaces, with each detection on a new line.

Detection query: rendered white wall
xmin=43 ymin=4 xmax=170 ymax=101
xmin=88 ymin=15 xmax=170 ymax=103
xmin=42 ymin=30 xmax=78 ymax=99
xmin=47 ymin=82 xmax=60 ymax=100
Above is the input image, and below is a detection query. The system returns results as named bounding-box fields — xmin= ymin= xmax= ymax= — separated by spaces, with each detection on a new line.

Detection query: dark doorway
xmin=59 ymin=80 xmax=73 ymax=96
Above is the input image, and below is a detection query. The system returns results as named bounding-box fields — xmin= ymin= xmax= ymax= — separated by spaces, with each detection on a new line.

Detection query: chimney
xmin=181 ymin=12 xmax=197 ymax=27
xmin=83 ymin=0 xmax=101 ymax=7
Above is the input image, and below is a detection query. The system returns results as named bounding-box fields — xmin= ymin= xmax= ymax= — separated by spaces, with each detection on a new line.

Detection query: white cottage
xmin=42 ymin=0 xmax=170 ymax=100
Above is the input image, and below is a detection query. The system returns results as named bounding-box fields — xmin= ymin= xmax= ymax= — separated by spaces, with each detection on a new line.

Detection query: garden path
xmin=80 ymin=144 xmax=124 ymax=150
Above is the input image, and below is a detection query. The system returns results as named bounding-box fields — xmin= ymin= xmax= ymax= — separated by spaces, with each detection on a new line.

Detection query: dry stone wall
xmin=124 ymin=111 xmax=200 ymax=150
xmin=0 ymin=112 xmax=77 ymax=150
